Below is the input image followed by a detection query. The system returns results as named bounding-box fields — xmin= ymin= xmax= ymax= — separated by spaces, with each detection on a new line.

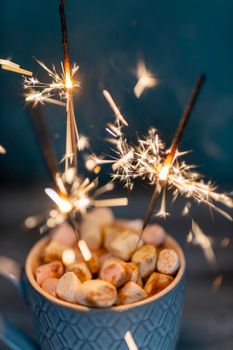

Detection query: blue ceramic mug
xmin=0 ymin=235 xmax=185 ymax=350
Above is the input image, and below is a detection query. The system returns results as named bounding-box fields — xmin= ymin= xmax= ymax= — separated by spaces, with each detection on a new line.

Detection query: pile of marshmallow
xmin=35 ymin=208 xmax=180 ymax=308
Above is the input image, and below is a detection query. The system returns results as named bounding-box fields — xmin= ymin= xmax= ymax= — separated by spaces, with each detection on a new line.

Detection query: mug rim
xmin=25 ymin=234 xmax=185 ymax=312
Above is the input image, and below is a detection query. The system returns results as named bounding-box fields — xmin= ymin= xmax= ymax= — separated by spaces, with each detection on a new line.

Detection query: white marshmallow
xmin=117 ymin=281 xmax=147 ymax=305
xmin=66 ymin=259 xmax=92 ymax=282
xmin=100 ymin=259 xmax=131 ymax=288
xmin=108 ymin=231 xmax=143 ymax=261
xmin=75 ymin=280 xmax=117 ymax=308
xmin=56 ymin=272 xmax=81 ymax=303
xmin=131 ymin=244 xmax=157 ymax=278
xmin=157 ymin=249 xmax=180 ymax=275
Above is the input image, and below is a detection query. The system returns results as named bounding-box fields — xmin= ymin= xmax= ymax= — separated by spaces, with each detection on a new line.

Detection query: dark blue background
xmin=1 ymin=0 xmax=233 ymax=186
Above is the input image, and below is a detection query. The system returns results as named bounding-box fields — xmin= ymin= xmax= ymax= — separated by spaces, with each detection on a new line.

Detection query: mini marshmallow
xmin=75 ymin=280 xmax=117 ymax=308
xmin=103 ymin=225 xmax=123 ymax=251
xmin=131 ymin=244 xmax=157 ymax=278
xmin=108 ymin=231 xmax=143 ymax=261
xmin=144 ymin=272 xmax=174 ymax=296
xmin=51 ymin=222 xmax=77 ymax=246
xmin=127 ymin=262 xmax=143 ymax=287
xmin=56 ymin=272 xmax=81 ymax=302
xmin=43 ymin=240 xmax=70 ymax=263
xmin=141 ymin=224 xmax=166 ymax=247
xmin=84 ymin=208 xmax=114 ymax=227
xmin=41 ymin=277 xmax=59 ymax=297
xmin=66 ymin=259 xmax=92 ymax=282
xmin=157 ymin=249 xmax=180 ymax=275
xmin=100 ymin=259 xmax=131 ymax=288
xmin=115 ymin=219 xmax=143 ymax=233
xmin=80 ymin=220 xmax=102 ymax=250
xmin=116 ymin=281 xmax=147 ymax=305
xmin=35 ymin=261 xmax=64 ymax=286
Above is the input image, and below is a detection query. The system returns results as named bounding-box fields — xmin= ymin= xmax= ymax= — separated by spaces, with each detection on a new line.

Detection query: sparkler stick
xmin=141 ymin=74 xmax=206 ymax=233
xmin=59 ymin=0 xmax=71 ymax=76
xmin=59 ymin=0 xmax=78 ymax=171
xmin=163 ymin=74 xmax=206 ymax=169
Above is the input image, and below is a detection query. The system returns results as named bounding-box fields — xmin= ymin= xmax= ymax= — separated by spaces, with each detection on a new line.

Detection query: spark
xmin=221 ymin=237 xmax=230 ymax=247
xmin=42 ymin=171 xmax=128 ymax=232
xmin=0 ymin=145 xmax=6 ymax=154
xmin=187 ymin=220 xmax=216 ymax=265
xmin=78 ymin=134 xmax=90 ymax=151
xmin=212 ymin=274 xmax=223 ymax=291
xmin=45 ymin=188 xmax=73 ymax=213
xmin=62 ymin=248 xmax=76 ymax=266
xmin=95 ymin=90 xmax=135 ymax=189
xmin=23 ymin=59 xmax=79 ymax=106
xmin=124 ymin=331 xmax=139 ymax=350
xmin=0 ymin=58 xmax=32 ymax=76
xmin=78 ymin=240 xmax=92 ymax=261
xmin=103 ymin=90 xmax=128 ymax=126
xmin=134 ymin=60 xmax=157 ymax=98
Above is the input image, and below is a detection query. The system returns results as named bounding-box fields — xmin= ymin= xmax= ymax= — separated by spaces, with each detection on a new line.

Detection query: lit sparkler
xmin=24 ymin=0 xmax=80 ymax=172
xmin=42 ymin=171 xmax=128 ymax=233
xmin=98 ymin=79 xmax=233 ymax=239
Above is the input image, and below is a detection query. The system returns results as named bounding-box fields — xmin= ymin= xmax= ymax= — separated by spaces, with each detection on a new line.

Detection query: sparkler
xmin=43 ymin=174 xmax=128 ymax=233
xmin=23 ymin=0 xmax=80 ymax=172
xmin=98 ymin=79 xmax=232 ymax=259
xmin=141 ymin=74 xmax=206 ymax=232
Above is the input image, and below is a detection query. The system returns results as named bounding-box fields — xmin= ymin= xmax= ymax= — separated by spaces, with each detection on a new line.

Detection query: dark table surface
xmin=0 ymin=185 xmax=233 ymax=350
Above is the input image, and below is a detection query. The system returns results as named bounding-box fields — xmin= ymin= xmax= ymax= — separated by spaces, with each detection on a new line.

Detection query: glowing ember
xmin=221 ymin=237 xmax=230 ymax=247
xmin=78 ymin=240 xmax=92 ymax=261
xmin=212 ymin=274 xmax=223 ymax=290
xmin=187 ymin=220 xmax=216 ymax=265
xmin=0 ymin=145 xmax=6 ymax=154
xmin=134 ymin=60 xmax=157 ymax=98
xmin=62 ymin=249 xmax=76 ymax=266
xmin=45 ymin=188 xmax=73 ymax=213
xmin=124 ymin=331 xmax=139 ymax=350
xmin=103 ymin=90 xmax=128 ymax=126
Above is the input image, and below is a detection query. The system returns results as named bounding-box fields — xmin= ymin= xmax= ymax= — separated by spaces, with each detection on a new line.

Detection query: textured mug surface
xmin=25 ymin=235 xmax=185 ymax=350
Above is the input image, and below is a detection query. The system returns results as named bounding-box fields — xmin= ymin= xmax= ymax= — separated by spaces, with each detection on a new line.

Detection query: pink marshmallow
xmin=35 ymin=261 xmax=64 ymax=286
xmin=41 ymin=277 xmax=59 ymax=297
xmin=142 ymin=224 xmax=166 ymax=247
xmin=51 ymin=222 xmax=77 ymax=247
